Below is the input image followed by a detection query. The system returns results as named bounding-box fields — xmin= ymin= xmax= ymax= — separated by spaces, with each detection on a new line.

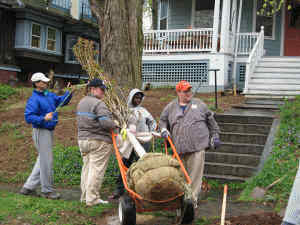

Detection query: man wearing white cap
xmin=20 ymin=72 xmax=73 ymax=199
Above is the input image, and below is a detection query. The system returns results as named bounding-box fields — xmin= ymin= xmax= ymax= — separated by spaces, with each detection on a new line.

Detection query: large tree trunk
xmin=89 ymin=0 xmax=143 ymax=88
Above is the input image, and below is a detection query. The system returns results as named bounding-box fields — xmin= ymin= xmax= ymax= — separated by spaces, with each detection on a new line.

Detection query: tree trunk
xmin=89 ymin=0 xmax=143 ymax=88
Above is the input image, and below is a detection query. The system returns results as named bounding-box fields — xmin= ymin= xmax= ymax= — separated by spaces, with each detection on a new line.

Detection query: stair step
xmin=232 ymin=104 xmax=280 ymax=110
xmin=258 ymin=61 xmax=300 ymax=67
xmin=248 ymin=84 xmax=300 ymax=91
xmin=245 ymin=90 xmax=300 ymax=96
xmin=245 ymin=98 xmax=284 ymax=105
xmin=249 ymin=79 xmax=300 ymax=85
xmin=204 ymin=162 xmax=257 ymax=177
xmin=255 ymin=67 xmax=300 ymax=73
xmin=219 ymin=142 xmax=264 ymax=155
xmin=261 ymin=56 xmax=300 ymax=62
xmin=218 ymin=122 xmax=271 ymax=134
xmin=244 ymin=93 xmax=296 ymax=99
xmin=252 ymin=73 xmax=300 ymax=79
xmin=204 ymin=174 xmax=248 ymax=181
xmin=215 ymin=114 xmax=274 ymax=125
xmin=205 ymin=152 xmax=260 ymax=167
xmin=220 ymin=132 xmax=267 ymax=145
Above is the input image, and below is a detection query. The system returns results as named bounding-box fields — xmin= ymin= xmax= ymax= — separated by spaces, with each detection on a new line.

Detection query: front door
xmin=284 ymin=4 xmax=300 ymax=56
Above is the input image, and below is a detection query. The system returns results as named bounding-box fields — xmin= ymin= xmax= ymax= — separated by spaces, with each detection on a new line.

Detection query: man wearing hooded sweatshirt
xmin=110 ymin=88 xmax=157 ymax=199
xmin=20 ymin=72 xmax=73 ymax=199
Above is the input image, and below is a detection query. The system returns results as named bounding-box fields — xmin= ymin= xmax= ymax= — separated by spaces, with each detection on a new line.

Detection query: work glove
xmin=210 ymin=137 xmax=221 ymax=149
xmin=161 ymin=128 xmax=170 ymax=139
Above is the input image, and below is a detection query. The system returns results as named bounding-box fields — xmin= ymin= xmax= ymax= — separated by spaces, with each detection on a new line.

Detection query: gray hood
xmin=127 ymin=88 xmax=144 ymax=108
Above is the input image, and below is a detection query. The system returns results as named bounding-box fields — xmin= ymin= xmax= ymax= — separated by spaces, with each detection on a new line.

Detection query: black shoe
xmin=41 ymin=192 xmax=61 ymax=200
xmin=109 ymin=189 xmax=124 ymax=199
xmin=19 ymin=187 xmax=37 ymax=196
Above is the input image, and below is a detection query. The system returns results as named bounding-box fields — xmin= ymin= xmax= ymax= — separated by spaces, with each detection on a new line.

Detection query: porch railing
xmin=236 ymin=32 xmax=259 ymax=55
xmin=51 ymin=0 xmax=71 ymax=11
xmin=244 ymin=26 xmax=264 ymax=93
xmin=143 ymin=28 xmax=213 ymax=53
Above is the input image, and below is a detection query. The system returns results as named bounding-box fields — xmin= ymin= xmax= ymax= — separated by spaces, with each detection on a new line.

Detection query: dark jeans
xmin=115 ymin=142 xmax=151 ymax=194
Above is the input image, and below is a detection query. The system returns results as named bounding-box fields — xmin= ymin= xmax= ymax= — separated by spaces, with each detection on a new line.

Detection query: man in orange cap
xmin=159 ymin=80 xmax=220 ymax=207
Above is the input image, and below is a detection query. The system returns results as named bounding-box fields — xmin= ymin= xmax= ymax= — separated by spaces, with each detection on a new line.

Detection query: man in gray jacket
xmin=159 ymin=80 xmax=221 ymax=207
xmin=77 ymin=78 xmax=118 ymax=206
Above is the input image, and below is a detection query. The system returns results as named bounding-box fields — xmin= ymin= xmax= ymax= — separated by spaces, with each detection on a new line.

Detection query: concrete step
xmin=245 ymin=90 xmax=300 ymax=96
xmin=249 ymin=79 xmax=300 ymax=85
xmin=255 ymin=66 xmax=300 ymax=73
xmin=219 ymin=142 xmax=264 ymax=155
xmin=205 ymin=152 xmax=260 ymax=167
xmin=251 ymin=73 xmax=300 ymax=79
xmin=247 ymin=84 xmax=300 ymax=91
xmin=218 ymin=122 xmax=271 ymax=134
xmin=232 ymin=104 xmax=280 ymax=110
xmin=204 ymin=162 xmax=257 ymax=177
xmin=258 ymin=61 xmax=300 ymax=67
xmin=204 ymin=174 xmax=247 ymax=181
xmin=215 ymin=114 xmax=274 ymax=125
xmin=220 ymin=132 xmax=268 ymax=145
xmin=261 ymin=56 xmax=300 ymax=62
xmin=244 ymin=93 xmax=296 ymax=99
xmin=245 ymin=98 xmax=284 ymax=105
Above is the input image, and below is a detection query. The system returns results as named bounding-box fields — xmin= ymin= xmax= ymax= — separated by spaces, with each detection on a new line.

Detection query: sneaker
xmin=19 ymin=187 xmax=37 ymax=196
xmin=41 ymin=192 xmax=61 ymax=200
xmin=87 ymin=199 xmax=109 ymax=206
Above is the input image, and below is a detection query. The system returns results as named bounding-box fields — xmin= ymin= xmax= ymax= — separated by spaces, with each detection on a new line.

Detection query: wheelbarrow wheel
xmin=181 ymin=199 xmax=195 ymax=224
xmin=119 ymin=193 xmax=136 ymax=225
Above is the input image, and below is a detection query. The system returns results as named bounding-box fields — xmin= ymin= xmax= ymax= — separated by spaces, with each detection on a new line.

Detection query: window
xmin=47 ymin=27 xmax=56 ymax=51
xmin=196 ymin=0 xmax=214 ymax=11
xmin=65 ymin=36 xmax=99 ymax=63
xmin=66 ymin=36 xmax=78 ymax=63
xmin=255 ymin=0 xmax=275 ymax=39
xmin=31 ymin=23 xmax=41 ymax=48
xmin=159 ymin=0 xmax=168 ymax=30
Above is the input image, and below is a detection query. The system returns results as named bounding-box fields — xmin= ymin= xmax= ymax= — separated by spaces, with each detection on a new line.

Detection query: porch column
xmin=212 ymin=0 xmax=221 ymax=53
xmin=220 ymin=0 xmax=231 ymax=53
xmin=231 ymin=0 xmax=238 ymax=34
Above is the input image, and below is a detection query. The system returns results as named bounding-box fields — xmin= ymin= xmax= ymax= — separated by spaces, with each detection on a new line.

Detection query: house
xmin=0 ymin=0 xmax=98 ymax=85
xmin=142 ymin=0 xmax=300 ymax=97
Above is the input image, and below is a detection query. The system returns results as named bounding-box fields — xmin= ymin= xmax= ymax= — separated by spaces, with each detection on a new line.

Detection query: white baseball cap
xmin=31 ymin=72 xmax=50 ymax=82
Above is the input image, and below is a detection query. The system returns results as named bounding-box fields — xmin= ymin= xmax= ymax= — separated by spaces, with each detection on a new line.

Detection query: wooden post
xmin=221 ymin=184 xmax=228 ymax=225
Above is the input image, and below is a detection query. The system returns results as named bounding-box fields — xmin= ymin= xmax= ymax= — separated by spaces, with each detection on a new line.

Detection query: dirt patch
xmin=209 ymin=212 xmax=282 ymax=225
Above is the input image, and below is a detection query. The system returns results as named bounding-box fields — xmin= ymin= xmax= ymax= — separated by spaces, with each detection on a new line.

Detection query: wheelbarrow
xmin=111 ymin=131 xmax=195 ymax=225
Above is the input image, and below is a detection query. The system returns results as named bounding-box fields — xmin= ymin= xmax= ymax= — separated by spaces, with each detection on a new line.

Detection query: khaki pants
xmin=78 ymin=139 xmax=112 ymax=206
xmin=180 ymin=150 xmax=205 ymax=203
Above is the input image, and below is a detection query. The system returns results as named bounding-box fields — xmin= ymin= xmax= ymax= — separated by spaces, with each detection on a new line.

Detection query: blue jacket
xmin=24 ymin=90 xmax=72 ymax=130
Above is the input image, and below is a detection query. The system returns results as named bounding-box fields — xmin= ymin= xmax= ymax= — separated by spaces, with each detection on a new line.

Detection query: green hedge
xmin=0 ymin=84 xmax=17 ymax=100
xmin=240 ymin=96 xmax=300 ymax=210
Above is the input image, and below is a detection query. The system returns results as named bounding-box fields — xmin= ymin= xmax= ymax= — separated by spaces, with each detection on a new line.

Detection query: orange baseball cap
xmin=176 ymin=80 xmax=192 ymax=91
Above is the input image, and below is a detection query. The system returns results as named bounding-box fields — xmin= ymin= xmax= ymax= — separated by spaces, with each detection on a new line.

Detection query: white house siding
xmin=168 ymin=0 xmax=193 ymax=29
xmin=240 ymin=0 xmax=282 ymax=56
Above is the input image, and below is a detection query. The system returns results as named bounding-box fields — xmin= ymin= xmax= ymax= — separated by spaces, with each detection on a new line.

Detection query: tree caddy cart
xmin=111 ymin=131 xmax=195 ymax=225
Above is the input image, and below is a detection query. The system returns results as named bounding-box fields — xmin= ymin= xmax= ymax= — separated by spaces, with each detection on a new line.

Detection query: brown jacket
xmin=77 ymin=95 xmax=116 ymax=143
xmin=159 ymin=98 xmax=220 ymax=154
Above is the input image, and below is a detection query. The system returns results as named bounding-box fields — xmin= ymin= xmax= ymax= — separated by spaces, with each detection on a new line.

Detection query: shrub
xmin=0 ymin=84 xmax=17 ymax=100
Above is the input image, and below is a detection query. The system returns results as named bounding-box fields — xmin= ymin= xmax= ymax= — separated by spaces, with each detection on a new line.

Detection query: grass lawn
xmin=0 ymin=190 xmax=113 ymax=225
